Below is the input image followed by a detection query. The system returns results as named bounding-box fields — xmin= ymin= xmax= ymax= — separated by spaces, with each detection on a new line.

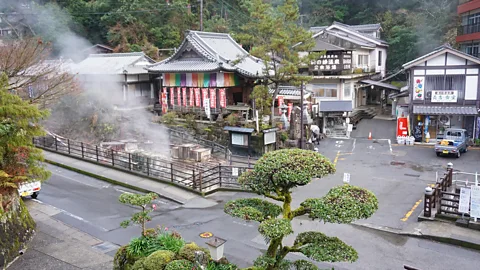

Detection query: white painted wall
xmin=466 ymin=76 xmax=478 ymax=100
xmin=446 ymin=53 xmax=466 ymax=66
xmin=426 ymin=54 xmax=445 ymax=66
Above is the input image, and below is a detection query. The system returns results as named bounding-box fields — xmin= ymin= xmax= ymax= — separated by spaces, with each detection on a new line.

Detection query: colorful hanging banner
xmin=219 ymin=88 xmax=226 ymax=108
xmin=182 ymin=88 xmax=187 ymax=107
xmin=278 ymin=96 xmax=285 ymax=115
xmin=161 ymin=87 xmax=166 ymax=104
xmin=170 ymin=88 xmax=174 ymax=106
xmin=161 ymin=91 xmax=168 ymax=113
xmin=177 ymin=87 xmax=181 ymax=106
xmin=209 ymin=88 xmax=217 ymax=108
xmin=163 ymin=73 xmax=240 ymax=87
xmin=194 ymin=88 xmax=201 ymax=107
xmin=189 ymin=88 xmax=194 ymax=107
xmin=201 ymin=88 xmax=209 ymax=108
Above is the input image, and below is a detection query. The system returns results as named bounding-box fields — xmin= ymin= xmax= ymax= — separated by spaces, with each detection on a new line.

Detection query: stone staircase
xmin=350 ymin=106 xmax=378 ymax=128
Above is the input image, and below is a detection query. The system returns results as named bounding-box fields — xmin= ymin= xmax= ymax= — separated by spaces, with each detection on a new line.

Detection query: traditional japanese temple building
xmin=148 ymin=31 xmax=265 ymax=120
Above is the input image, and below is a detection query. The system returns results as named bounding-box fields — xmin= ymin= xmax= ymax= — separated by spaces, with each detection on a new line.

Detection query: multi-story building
xmin=458 ymin=0 xmax=480 ymax=57
xmin=305 ymin=22 xmax=396 ymax=136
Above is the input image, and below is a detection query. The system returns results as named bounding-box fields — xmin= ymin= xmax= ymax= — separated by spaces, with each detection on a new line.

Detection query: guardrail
xmin=34 ymin=136 xmax=250 ymax=194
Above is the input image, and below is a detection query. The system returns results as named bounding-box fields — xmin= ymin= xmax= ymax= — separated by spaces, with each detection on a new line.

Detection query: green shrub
xmin=279 ymin=131 xmax=289 ymax=142
xmin=143 ymin=250 xmax=175 ymax=270
xmin=127 ymin=236 xmax=156 ymax=258
xmin=185 ymin=114 xmax=197 ymax=130
xmin=157 ymin=232 xmax=185 ymax=253
xmin=162 ymin=112 xmax=177 ymax=125
xmin=226 ymin=113 xmax=239 ymax=126
xmin=131 ymin=257 xmax=147 ymax=270
xmin=178 ymin=242 xmax=211 ymax=262
xmin=165 ymin=259 xmax=194 ymax=270
xmin=206 ymin=261 xmax=239 ymax=270
xmin=114 ymin=245 xmax=136 ymax=270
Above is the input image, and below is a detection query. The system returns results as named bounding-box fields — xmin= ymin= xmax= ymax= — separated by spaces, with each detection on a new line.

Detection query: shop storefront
xmin=318 ymin=100 xmax=353 ymax=138
xmin=412 ymin=105 xmax=478 ymax=142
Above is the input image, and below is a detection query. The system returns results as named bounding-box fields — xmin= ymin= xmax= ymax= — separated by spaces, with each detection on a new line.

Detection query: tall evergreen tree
xmin=0 ymin=73 xmax=50 ymax=194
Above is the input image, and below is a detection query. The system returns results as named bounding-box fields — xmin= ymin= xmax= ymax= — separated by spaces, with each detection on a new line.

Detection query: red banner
xmin=182 ymin=88 xmax=187 ymax=107
xmin=170 ymin=88 xmax=174 ymax=106
xmin=177 ymin=87 xmax=181 ymax=106
xmin=194 ymin=88 xmax=201 ymax=107
xmin=209 ymin=88 xmax=216 ymax=108
xmin=287 ymin=103 xmax=293 ymax=120
xmin=219 ymin=88 xmax=226 ymax=108
xmin=397 ymin=117 xmax=409 ymax=137
xmin=161 ymin=87 xmax=166 ymax=104
xmin=201 ymin=88 xmax=208 ymax=108
xmin=189 ymin=88 xmax=194 ymax=107
xmin=161 ymin=92 xmax=168 ymax=113
xmin=278 ymin=96 xmax=285 ymax=114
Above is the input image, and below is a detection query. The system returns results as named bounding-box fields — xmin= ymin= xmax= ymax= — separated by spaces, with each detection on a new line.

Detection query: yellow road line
xmin=401 ymin=199 xmax=422 ymax=222
xmin=333 ymin=151 xmax=340 ymax=165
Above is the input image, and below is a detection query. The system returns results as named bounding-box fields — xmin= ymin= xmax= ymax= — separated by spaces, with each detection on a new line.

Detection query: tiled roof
xmin=403 ymin=44 xmax=480 ymax=69
xmin=268 ymin=85 xmax=312 ymax=97
xmin=148 ymin=31 xmax=264 ymax=78
xmin=73 ymin=52 xmax=153 ymax=75
xmin=310 ymin=22 xmax=387 ymax=46
xmin=147 ymin=60 xmax=220 ymax=73
xmin=413 ymin=106 xmax=478 ymax=115
xmin=349 ymin=24 xmax=382 ymax=32
xmin=224 ymin=126 xmax=255 ymax=133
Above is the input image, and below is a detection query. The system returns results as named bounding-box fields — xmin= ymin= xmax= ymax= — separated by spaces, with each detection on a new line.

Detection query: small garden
xmin=113 ymin=226 xmax=240 ymax=270
xmin=113 ymin=192 xmax=243 ymax=270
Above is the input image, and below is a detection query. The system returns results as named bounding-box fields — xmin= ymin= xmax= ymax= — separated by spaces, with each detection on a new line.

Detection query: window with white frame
xmin=312 ymin=84 xmax=338 ymax=98
xmin=357 ymin=55 xmax=368 ymax=66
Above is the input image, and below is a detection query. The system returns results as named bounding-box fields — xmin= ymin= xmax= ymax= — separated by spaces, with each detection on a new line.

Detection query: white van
xmin=18 ymin=181 xmax=41 ymax=199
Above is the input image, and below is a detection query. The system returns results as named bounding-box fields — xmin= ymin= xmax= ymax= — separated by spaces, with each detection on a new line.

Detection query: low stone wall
xmin=0 ymin=192 xmax=35 ymax=267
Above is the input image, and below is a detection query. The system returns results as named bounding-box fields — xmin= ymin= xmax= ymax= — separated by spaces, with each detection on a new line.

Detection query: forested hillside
xmin=1 ymin=0 xmax=458 ymax=73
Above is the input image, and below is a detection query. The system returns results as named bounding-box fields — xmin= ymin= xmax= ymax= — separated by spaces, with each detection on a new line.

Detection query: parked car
xmin=18 ymin=180 xmax=41 ymax=199
xmin=434 ymin=128 xmax=468 ymax=158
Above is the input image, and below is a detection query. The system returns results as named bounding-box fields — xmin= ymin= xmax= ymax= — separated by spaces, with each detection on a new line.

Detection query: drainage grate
xmin=404 ymin=173 xmax=420 ymax=177
xmin=92 ymin=242 xmax=119 ymax=253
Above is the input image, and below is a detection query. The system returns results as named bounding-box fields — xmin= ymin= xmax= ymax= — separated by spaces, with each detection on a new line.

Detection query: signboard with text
xmin=413 ymin=77 xmax=424 ymax=101
xmin=470 ymin=186 xmax=480 ymax=218
xmin=459 ymin=188 xmax=471 ymax=213
xmin=397 ymin=117 xmax=409 ymax=137
xmin=431 ymin=90 xmax=458 ymax=103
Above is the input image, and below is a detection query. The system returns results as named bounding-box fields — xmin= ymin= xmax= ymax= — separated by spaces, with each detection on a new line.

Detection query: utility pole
xmin=200 ymin=0 xmax=204 ymax=31
xmin=299 ymin=82 xmax=305 ymax=149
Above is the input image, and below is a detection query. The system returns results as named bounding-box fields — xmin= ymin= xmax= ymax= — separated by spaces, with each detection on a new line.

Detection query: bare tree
xmin=0 ymin=38 xmax=79 ymax=108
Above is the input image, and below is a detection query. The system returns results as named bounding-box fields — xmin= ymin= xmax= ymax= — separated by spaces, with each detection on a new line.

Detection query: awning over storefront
xmin=413 ymin=105 xmax=478 ymax=115
xmin=360 ymin=79 xmax=400 ymax=91
xmin=319 ymin=100 xmax=353 ymax=112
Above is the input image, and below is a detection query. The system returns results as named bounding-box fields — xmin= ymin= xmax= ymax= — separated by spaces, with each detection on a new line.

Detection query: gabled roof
xmin=147 ymin=31 xmax=264 ymax=78
xmin=402 ymin=44 xmax=480 ymax=69
xmin=82 ymin=44 xmax=114 ymax=53
xmin=310 ymin=22 xmax=387 ymax=47
xmin=314 ymin=29 xmax=376 ymax=48
xmin=312 ymin=38 xmax=346 ymax=51
xmin=73 ymin=52 xmax=155 ymax=75
xmin=349 ymin=23 xmax=382 ymax=32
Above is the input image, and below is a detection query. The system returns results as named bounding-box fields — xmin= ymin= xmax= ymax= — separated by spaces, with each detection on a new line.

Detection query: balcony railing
xmin=458 ymin=23 xmax=480 ymax=35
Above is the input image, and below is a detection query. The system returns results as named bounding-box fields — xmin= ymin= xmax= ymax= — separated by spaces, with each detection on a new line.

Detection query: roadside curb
xmin=44 ymin=159 xmax=186 ymax=205
xmin=351 ymin=223 xmax=480 ymax=251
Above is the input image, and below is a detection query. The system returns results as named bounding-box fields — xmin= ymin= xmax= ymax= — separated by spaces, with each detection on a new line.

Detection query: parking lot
xmin=296 ymin=136 xmax=480 ymax=230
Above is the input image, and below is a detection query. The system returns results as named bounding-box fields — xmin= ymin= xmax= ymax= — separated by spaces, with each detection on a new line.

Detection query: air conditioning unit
xmin=439 ymin=115 xmax=450 ymax=126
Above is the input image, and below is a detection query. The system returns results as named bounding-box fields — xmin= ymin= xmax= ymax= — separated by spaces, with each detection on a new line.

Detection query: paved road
xmin=31 ymin=163 xmax=480 ymax=269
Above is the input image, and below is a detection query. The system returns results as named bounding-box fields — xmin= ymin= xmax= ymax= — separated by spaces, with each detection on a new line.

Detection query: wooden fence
xmin=34 ymin=136 xmax=250 ymax=194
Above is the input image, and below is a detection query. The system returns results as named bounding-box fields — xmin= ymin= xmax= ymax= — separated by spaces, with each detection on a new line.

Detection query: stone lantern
xmin=206 ymin=237 xmax=227 ymax=261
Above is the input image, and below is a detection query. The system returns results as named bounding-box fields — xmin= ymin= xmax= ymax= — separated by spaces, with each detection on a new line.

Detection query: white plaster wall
xmin=447 ymin=53 xmax=466 ymax=66
xmin=465 ymin=76 xmax=478 ymax=100
xmin=426 ymin=54 xmax=445 ymax=66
